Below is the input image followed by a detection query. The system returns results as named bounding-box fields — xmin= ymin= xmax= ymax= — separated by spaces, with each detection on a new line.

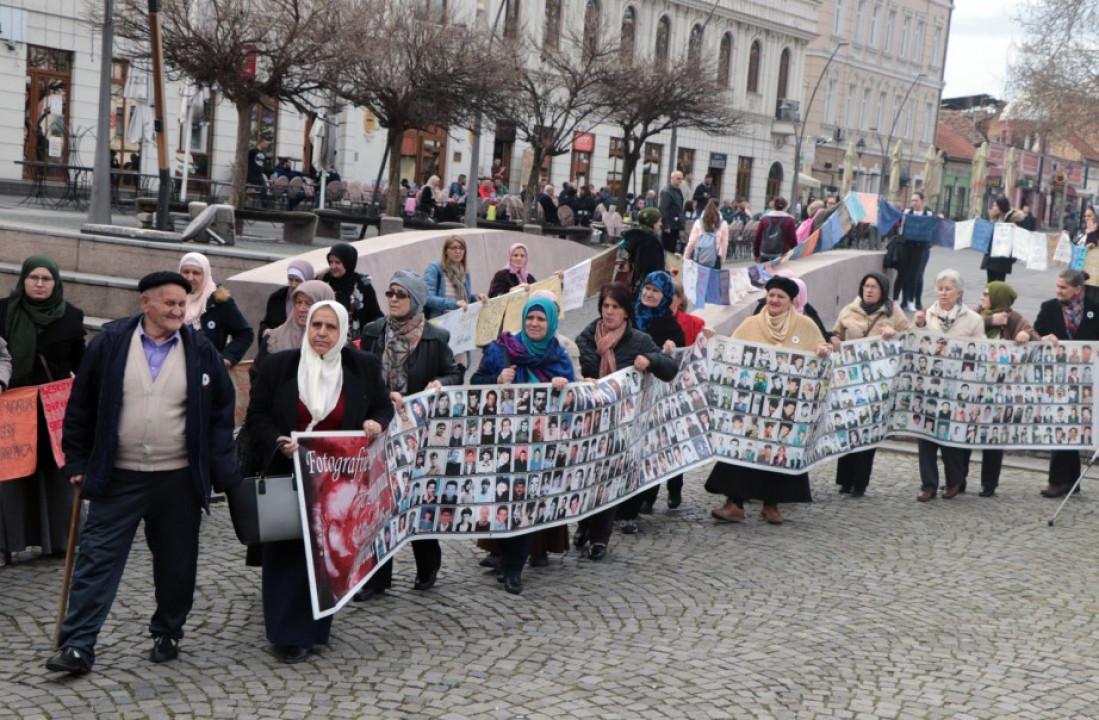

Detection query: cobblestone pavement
xmin=3 ymin=452 xmax=1099 ymax=719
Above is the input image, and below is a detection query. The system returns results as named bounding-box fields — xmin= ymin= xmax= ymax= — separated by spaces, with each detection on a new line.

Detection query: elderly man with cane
xmin=45 ymin=271 xmax=238 ymax=676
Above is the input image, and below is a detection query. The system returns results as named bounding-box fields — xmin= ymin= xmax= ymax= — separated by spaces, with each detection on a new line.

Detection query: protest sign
xmin=38 ymin=379 xmax=73 ymax=468
xmin=0 ymin=387 xmax=39 ymax=481
xmin=585 ymin=247 xmax=619 ymax=296
xmin=474 ymin=295 xmax=509 ymax=347
xmin=430 ymin=302 xmax=479 ymax=354
xmin=560 ymin=260 xmax=592 ymax=311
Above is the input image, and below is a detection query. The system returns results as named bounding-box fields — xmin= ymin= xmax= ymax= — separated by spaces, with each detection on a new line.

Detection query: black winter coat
xmin=359 ymin=319 xmax=465 ymax=393
xmin=488 ymin=269 xmax=537 ymax=298
xmin=0 ymin=299 xmax=85 ymax=386
xmin=639 ymin=315 xmax=686 ymax=349
xmin=244 ymin=347 xmax=394 ymax=476
xmin=198 ymin=288 xmax=255 ymax=365
xmin=61 ymin=314 xmax=238 ymax=505
xmin=1034 ymin=297 xmax=1099 ymax=341
xmin=259 ymin=286 xmax=290 ymax=336
xmin=659 ymin=185 xmax=685 ymax=232
xmin=621 ymin=227 xmax=665 ymax=292
xmin=576 ymin=320 xmax=678 ymax=381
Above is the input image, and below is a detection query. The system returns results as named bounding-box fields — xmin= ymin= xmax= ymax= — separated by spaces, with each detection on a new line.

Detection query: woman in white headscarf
xmin=245 ymin=300 xmax=393 ymax=664
xmin=178 ymin=252 xmax=254 ymax=366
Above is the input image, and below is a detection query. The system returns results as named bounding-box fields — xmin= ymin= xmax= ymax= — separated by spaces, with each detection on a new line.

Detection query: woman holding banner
xmin=619 ymin=271 xmax=685 ymax=524
xmin=912 ymin=269 xmax=985 ymax=501
xmin=488 ymin=243 xmax=537 ymax=298
xmin=575 ymin=283 xmax=678 ymax=561
xmin=357 ymin=271 xmax=463 ymax=600
xmin=471 ymin=293 xmax=575 ymax=593
xmin=0 ymin=256 xmax=85 ymax=564
xmin=831 ymin=272 xmax=909 ymax=497
xmin=245 ymin=300 xmax=393 ymax=663
xmin=706 ymin=276 xmax=830 ymax=525
xmin=974 ymin=281 xmax=1039 ymax=497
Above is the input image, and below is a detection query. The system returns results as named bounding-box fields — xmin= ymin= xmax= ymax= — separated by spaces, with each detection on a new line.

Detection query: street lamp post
xmin=879 ymin=72 xmax=926 ymax=196
xmin=88 ymin=0 xmax=114 ymax=225
xmin=791 ymin=41 xmax=847 ymax=208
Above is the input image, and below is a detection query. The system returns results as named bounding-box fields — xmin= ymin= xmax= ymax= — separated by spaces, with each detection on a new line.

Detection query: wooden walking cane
xmin=53 ymin=486 xmax=82 ymax=650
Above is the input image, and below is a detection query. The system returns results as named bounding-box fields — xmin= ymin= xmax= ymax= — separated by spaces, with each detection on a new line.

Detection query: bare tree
xmin=602 ymin=57 xmax=746 ymax=211
xmin=489 ymin=25 xmax=618 ymax=218
xmin=323 ymin=0 xmax=494 ymax=216
xmin=1010 ymin=0 xmax=1099 ymax=137
xmin=106 ymin=0 xmax=338 ymax=207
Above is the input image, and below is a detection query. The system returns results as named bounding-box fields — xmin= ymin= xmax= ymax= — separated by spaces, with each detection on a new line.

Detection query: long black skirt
xmin=262 ymin=539 xmax=333 ymax=648
xmin=704 ymin=462 xmax=812 ymax=504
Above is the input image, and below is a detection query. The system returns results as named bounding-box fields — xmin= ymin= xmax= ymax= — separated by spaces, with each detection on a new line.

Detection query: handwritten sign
xmin=474 ymin=295 xmax=509 ymax=347
xmin=585 ymin=247 xmax=618 ymax=296
xmin=0 ymin=387 xmax=39 ymax=481
xmin=38 ymin=379 xmax=72 ymax=468
xmin=561 ymin=259 xmax=592 ymax=311
xmin=431 ymin=302 xmax=479 ymax=354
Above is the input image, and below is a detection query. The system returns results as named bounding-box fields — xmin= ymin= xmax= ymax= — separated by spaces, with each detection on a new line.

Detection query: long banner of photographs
xmin=293 ymin=332 xmax=1099 ymax=617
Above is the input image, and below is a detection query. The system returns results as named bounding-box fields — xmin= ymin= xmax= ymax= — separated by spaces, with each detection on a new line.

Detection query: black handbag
xmin=884 ymin=236 xmax=903 ymax=269
xmin=226 ymin=441 xmax=302 ymax=545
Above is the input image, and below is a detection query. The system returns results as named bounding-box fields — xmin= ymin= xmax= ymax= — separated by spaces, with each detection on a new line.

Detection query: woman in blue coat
xmin=423 ymin=235 xmax=486 ymax=319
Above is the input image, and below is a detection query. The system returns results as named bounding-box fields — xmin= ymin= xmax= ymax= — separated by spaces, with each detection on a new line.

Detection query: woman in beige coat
xmin=831 ymin=272 xmax=910 ymax=496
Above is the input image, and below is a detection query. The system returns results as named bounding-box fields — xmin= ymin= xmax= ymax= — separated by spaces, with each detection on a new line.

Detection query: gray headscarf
xmin=383 ymin=270 xmax=429 ymax=393
xmin=388 ymin=269 xmax=428 ymax=320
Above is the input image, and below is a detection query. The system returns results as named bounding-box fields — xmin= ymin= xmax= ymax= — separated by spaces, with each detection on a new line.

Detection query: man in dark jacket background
xmin=46 ymin=271 xmax=239 ymax=676
xmin=658 ymin=170 xmax=685 ymax=252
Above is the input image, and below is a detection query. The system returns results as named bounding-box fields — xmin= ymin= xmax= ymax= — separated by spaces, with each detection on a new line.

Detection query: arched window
xmin=777 ymin=48 xmax=791 ymax=100
xmin=766 ymin=162 xmax=784 ymax=202
xmin=688 ymin=24 xmax=704 ymax=67
xmin=655 ymin=15 xmax=671 ymax=68
xmin=583 ymin=0 xmax=601 ymax=58
xmin=747 ymin=40 xmax=762 ymax=93
xmin=543 ymin=0 xmax=561 ymax=51
xmin=620 ymin=6 xmax=636 ymax=61
xmin=717 ymin=32 xmax=733 ymax=87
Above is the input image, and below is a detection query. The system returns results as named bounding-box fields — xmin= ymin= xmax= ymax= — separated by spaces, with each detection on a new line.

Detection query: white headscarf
xmin=179 ymin=252 xmax=217 ymax=329
xmin=297 ymin=300 xmax=349 ymax=430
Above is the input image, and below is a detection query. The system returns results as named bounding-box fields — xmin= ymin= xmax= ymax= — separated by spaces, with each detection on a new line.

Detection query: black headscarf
xmin=858 ymin=272 xmax=891 ymax=315
xmin=6 ymin=256 xmax=66 ymax=386
xmin=325 ymin=242 xmax=360 ymax=305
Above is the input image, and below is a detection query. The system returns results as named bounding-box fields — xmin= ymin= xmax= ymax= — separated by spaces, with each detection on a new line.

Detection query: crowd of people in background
xmin=0 ymin=167 xmax=1090 ymax=675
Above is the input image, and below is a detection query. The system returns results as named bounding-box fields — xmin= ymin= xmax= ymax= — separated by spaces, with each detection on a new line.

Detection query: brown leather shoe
xmin=760 ymin=504 xmax=783 ymax=524
xmin=916 ymin=489 xmax=935 ymax=502
xmin=711 ymin=501 xmax=745 ymax=523
xmin=942 ymin=485 xmax=962 ymax=499
xmin=1040 ymin=485 xmax=1070 ymax=498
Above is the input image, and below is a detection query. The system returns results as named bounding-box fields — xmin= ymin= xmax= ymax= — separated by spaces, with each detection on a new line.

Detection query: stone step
xmin=0 ymin=263 xmax=140 ymax=320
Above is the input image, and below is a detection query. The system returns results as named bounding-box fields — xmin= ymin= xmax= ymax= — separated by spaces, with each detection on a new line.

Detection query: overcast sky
xmin=942 ymin=0 xmax=1025 ymax=100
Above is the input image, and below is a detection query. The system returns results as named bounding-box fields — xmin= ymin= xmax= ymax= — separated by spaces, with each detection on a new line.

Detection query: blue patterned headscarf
xmin=633 ymin=270 xmax=675 ymax=332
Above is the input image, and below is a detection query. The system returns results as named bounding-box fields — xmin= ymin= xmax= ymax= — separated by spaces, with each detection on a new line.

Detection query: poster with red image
xmin=293 ymin=431 xmax=393 ymax=617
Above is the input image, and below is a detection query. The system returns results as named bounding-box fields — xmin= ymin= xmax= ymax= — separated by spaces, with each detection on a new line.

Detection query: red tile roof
xmin=936 ymin=120 xmax=976 ymax=161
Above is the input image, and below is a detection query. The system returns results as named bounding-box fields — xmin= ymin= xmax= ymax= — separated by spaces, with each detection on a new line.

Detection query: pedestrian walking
xmin=754 ymin=197 xmax=797 ymax=262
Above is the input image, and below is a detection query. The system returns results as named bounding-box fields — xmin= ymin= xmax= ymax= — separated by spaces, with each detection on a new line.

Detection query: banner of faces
xmin=889 ymin=333 xmax=1098 ymax=449
xmin=705 ymin=338 xmax=829 ymax=471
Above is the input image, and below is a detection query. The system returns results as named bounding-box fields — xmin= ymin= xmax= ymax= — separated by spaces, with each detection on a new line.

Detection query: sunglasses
xmin=384 ymin=290 xmax=410 ymax=300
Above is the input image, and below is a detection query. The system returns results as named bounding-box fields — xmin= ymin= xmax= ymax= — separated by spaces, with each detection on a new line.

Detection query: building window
xmin=931 ymin=25 xmax=943 ymax=66
xmin=923 ymin=102 xmax=933 ymax=143
xmin=824 ymin=78 xmax=837 ymax=124
xmin=860 ymin=87 xmax=871 ymax=130
xmin=718 ymin=32 xmax=733 ymax=87
xmin=913 ymin=20 xmax=925 ymax=63
xmin=109 ymin=60 xmax=141 ymax=163
xmin=776 ymin=48 xmax=791 ymax=100
xmin=571 ymin=131 xmax=593 ymax=186
xmin=620 ymin=6 xmax=636 ymax=62
xmin=180 ymin=90 xmax=215 ymax=183
xmin=875 ymin=91 xmax=886 ymax=132
xmin=766 ymin=161 xmax=783 ymax=202
xmin=607 ymin=136 xmax=624 ymax=196
xmin=677 ymin=147 xmax=695 ymax=177
xmin=845 ymin=84 xmax=857 ymax=129
xmin=543 ymin=0 xmax=561 ymax=51
xmin=736 ymin=156 xmax=753 ymax=200
xmin=583 ymin=0 xmax=601 ymax=59
xmin=883 ymin=10 xmax=895 ymax=54
xmin=641 ymin=142 xmax=663 ymax=193
xmin=854 ymin=1 xmax=865 ymax=43
xmin=655 ymin=15 xmax=671 ymax=68
xmin=834 ymin=0 xmax=845 ymax=36
xmin=899 ymin=15 xmax=910 ymax=58
xmin=869 ymin=3 xmax=880 ymax=47
xmin=503 ymin=0 xmax=520 ymax=40
xmin=251 ymin=98 xmax=278 ymax=167
xmin=24 ymin=45 xmax=74 ymax=178
xmin=688 ymin=24 xmax=704 ymax=68
xmin=747 ymin=40 xmax=762 ymax=94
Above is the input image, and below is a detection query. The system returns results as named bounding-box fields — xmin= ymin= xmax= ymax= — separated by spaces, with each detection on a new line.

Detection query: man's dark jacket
xmin=61 ymin=314 xmax=239 ymax=507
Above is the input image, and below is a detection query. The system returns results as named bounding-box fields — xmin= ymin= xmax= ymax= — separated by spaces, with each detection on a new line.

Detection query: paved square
xmin=3 ymin=452 xmax=1098 ymax=719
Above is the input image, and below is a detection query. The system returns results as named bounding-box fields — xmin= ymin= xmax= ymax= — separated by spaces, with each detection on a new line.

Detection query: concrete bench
xmin=234 ymin=208 xmax=318 ymax=245
xmin=537 ymin=224 xmax=597 ymax=243
xmin=403 ymin=217 xmax=467 ymax=232
xmin=314 ymin=208 xmax=381 ymax=240
xmin=476 ymin=219 xmax=524 ymax=232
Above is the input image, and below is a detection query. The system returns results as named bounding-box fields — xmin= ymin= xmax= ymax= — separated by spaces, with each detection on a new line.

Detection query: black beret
xmin=138 ymin=271 xmax=192 ymax=295
xmin=765 ymin=275 xmax=799 ymax=299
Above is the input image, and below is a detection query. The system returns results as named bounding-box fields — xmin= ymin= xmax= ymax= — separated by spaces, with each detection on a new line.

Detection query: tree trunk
xmin=385 ymin=127 xmax=403 ymax=216
xmin=229 ymin=100 xmax=253 ymax=209
xmin=617 ymin=142 xmax=642 ymax=213
xmin=525 ymin=146 xmax=544 ymax=222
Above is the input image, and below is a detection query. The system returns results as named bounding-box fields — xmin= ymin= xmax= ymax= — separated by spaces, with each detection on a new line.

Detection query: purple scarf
xmin=497 ymin=332 xmax=574 ymax=384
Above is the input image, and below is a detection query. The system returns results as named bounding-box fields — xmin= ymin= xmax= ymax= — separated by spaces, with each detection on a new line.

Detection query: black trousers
xmin=981 ymin=450 xmax=1004 ymax=491
xmin=262 ymin=538 xmax=332 ymax=647
xmin=581 ymin=508 xmax=615 ymax=545
xmin=619 ymin=475 xmax=684 ymax=519
xmin=58 ymin=468 xmax=200 ymax=662
xmin=918 ymin=440 xmax=970 ymax=492
xmin=367 ymin=539 xmax=441 ymax=589
xmin=835 ymin=449 xmax=876 ymax=492
xmin=499 ymin=535 xmax=531 ymax=575
xmin=986 ymin=269 xmax=1008 ymax=283
xmin=1049 ymin=450 xmax=1082 ymax=490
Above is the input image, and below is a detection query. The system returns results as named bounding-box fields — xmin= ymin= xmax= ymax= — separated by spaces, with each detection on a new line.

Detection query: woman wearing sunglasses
xmin=356 ymin=271 xmax=464 ymax=601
